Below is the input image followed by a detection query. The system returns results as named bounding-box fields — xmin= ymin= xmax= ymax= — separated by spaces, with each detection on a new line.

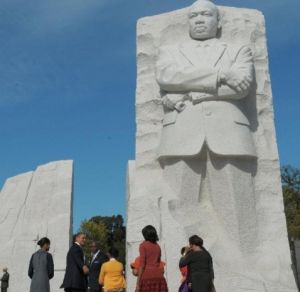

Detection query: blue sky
xmin=0 ymin=0 xmax=299 ymax=231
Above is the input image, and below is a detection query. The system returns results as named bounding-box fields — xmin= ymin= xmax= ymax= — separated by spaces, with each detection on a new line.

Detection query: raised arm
xmin=179 ymin=251 xmax=193 ymax=268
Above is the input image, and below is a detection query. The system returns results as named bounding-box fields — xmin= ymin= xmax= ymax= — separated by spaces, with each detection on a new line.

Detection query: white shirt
xmin=91 ymin=250 xmax=100 ymax=264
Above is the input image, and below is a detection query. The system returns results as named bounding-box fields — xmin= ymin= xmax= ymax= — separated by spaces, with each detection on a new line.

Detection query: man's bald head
xmin=188 ymin=0 xmax=221 ymax=40
xmin=189 ymin=0 xmax=219 ymax=17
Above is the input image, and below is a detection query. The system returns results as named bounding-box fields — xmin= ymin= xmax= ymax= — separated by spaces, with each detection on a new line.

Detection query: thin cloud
xmin=27 ymin=0 xmax=110 ymax=35
xmin=0 ymin=0 xmax=112 ymax=107
xmin=0 ymin=0 xmax=298 ymax=108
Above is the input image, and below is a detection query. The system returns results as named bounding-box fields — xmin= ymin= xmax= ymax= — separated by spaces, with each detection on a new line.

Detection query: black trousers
xmin=90 ymin=289 xmax=101 ymax=292
xmin=1 ymin=288 xmax=8 ymax=292
xmin=64 ymin=289 xmax=86 ymax=292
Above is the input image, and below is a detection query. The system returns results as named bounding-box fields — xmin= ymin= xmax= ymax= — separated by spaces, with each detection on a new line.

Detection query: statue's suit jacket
xmin=155 ymin=39 xmax=256 ymax=158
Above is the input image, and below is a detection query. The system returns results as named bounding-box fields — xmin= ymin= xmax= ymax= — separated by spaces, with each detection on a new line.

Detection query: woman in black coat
xmin=179 ymin=235 xmax=215 ymax=292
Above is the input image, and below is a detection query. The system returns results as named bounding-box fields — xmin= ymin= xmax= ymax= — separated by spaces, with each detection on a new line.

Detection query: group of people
xmin=28 ymin=233 xmax=126 ymax=292
xmin=131 ymin=225 xmax=215 ymax=292
xmin=27 ymin=225 xmax=215 ymax=292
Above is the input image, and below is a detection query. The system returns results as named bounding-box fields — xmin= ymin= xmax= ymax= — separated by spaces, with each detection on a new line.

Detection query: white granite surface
xmin=0 ymin=160 xmax=73 ymax=292
xmin=126 ymin=2 xmax=297 ymax=291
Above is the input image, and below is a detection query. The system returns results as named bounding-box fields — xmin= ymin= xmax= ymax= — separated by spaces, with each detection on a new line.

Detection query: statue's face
xmin=188 ymin=1 xmax=219 ymax=40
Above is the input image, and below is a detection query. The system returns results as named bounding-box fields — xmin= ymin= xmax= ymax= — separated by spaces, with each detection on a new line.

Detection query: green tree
xmin=78 ymin=215 xmax=126 ymax=264
xmin=281 ymin=165 xmax=300 ymax=240
xmin=90 ymin=215 xmax=126 ymax=263
xmin=79 ymin=220 xmax=109 ymax=261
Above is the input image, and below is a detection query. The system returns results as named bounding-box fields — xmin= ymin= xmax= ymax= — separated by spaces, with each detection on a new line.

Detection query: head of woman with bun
xmin=37 ymin=237 xmax=51 ymax=251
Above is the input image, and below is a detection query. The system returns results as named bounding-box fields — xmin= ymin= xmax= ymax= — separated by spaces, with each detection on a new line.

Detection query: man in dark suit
xmin=88 ymin=241 xmax=108 ymax=292
xmin=62 ymin=232 xmax=89 ymax=292
xmin=0 ymin=268 xmax=9 ymax=292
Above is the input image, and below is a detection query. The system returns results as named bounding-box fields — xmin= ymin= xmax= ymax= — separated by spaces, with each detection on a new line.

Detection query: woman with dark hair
xmin=179 ymin=235 xmax=215 ymax=292
xmin=28 ymin=237 xmax=54 ymax=292
xmin=136 ymin=225 xmax=168 ymax=292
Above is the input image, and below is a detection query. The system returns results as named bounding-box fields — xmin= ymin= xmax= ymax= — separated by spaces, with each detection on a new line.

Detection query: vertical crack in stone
xmin=44 ymin=180 xmax=55 ymax=238
xmin=158 ymin=196 xmax=168 ymax=278
xmin=0 ymin=208 xmax=13 ymax=225
xmin=9 ymin=172 xmax=34 ymax=239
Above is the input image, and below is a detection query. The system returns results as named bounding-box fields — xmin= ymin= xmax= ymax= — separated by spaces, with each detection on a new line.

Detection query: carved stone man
xmin=156 ymin=0 xmax=257 ymax=252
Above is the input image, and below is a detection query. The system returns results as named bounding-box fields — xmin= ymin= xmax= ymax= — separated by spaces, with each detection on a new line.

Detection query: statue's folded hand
xmin=219 ymin=69 xmax=252 ymax=93
xmin=189 ymin=92 xmax=214 ymax=104
xmin=162 ymin=94 xmax=185 ymax=110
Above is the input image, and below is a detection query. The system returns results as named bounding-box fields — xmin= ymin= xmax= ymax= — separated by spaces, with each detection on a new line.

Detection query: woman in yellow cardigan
xmin=99 ymin=247 xmax=126 ymax=292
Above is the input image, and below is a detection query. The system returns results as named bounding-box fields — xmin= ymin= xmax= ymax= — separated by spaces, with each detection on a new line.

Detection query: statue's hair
xmin=189 ymin=0 xmax=220 ymax=20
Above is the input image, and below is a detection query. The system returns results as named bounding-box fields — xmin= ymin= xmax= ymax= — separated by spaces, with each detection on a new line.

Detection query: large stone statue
xmin=156 ymin=0 xmax=257 ymax=254
xmin=126 ymin=1 xmax=298 ymax=291
xmin=157 ymin=1 xmax=255 ymax=158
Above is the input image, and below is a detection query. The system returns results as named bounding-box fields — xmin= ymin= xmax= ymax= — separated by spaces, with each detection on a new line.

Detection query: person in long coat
xmin=28 ymin=237 xmax=54 ymax=292
xmin=179 ymin=235 xmax=215 ymax=292
xmin=0 ymin=268 xmax=9 ymax=292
